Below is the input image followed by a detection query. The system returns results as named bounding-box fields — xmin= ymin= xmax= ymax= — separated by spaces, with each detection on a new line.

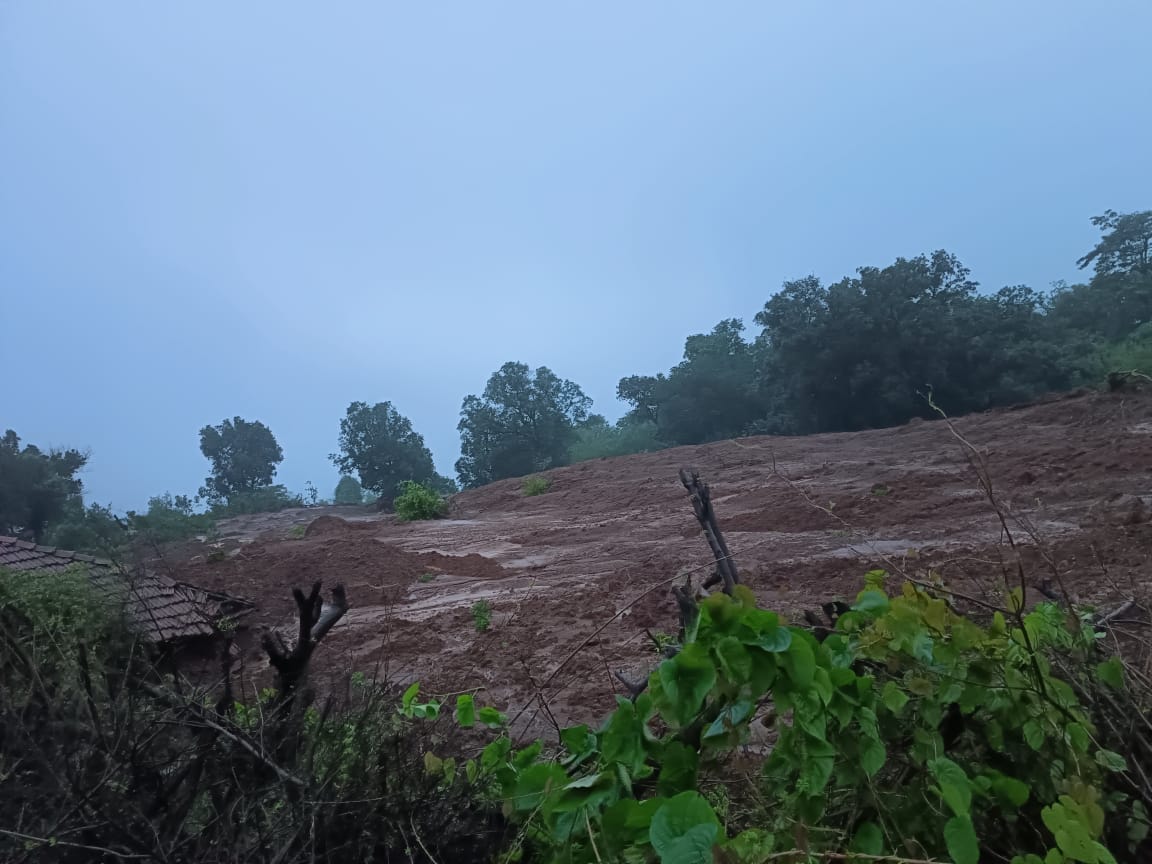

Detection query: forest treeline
xmin=3 ymin=209 xmax=1150 ymax=549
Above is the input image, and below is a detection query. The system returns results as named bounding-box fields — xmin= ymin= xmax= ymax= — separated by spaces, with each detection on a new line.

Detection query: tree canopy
xmin=456 ymin=363 xmax=592 ymax=488
xmin=198 ymin=417 xmax=284 ymax=504
xmin=329 ymin=401 xmax=439 ymax=498
xmin=0 ymin=430 xmax=88 ymax=542
xmin=333 ymin=475 xmax=366 ymax=505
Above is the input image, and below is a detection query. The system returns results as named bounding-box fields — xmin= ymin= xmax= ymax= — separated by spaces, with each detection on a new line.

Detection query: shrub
xmin=522 ymin=475 xmax=551 ymax=496
xmin=212 ymin=484 xmax=303 ymax=517
xmin=471 ymin=600 xmax=491 ymax=632
xmin=393 ymin=481 xmax=447 ymax=521
xmin=569 ymin=418 xmax=663 ymax=463
xmin=333 ymin=475 xmax=365 ymax=505
xmin=131 ymin=493 xmax=215 ymax=543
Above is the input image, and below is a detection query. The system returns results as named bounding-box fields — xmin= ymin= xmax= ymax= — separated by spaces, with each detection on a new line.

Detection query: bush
xmin=131 ymin=493 xmax=215 ymax=543
xmin=471 ymin=599 xmax=492 ymax=632
xmin=522 ymin=475 xmax=551 ymax=496
xmin=393 ymin=481 xmax=447 ymax=521
xmin=333 ymin=475 xmax=365 ymax=505
xmin=212 ymin=484 xmax=303 ymax=517
xmin=569 ymin=418 xmax=663 ymax=463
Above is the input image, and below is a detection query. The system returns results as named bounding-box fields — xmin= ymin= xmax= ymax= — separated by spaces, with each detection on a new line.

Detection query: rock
xmin=1082 ymin=493 xmax=1151 ymax=527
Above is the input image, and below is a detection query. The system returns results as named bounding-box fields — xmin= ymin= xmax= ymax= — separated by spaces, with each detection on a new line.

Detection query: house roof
xmin=0 ymin=535 xmax=250 ymax=642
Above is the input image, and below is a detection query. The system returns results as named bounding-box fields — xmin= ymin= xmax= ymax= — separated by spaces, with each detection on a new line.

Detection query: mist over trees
xmin=4 ymin=208 xmax=1150 ymax=549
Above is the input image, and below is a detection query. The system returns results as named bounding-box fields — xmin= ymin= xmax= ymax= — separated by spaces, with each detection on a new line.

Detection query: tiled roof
xmin=0 ymin=535 xmax=247 ymax=642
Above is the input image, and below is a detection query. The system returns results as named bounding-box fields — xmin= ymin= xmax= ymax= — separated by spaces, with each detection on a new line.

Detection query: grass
xmin=288 ymin=524 xmax=307 ymax=539
xmin=471 ymin=600 xmax=492 ymax=632
xmin=418 ymin=573 xmax=437 ymax=584
xmin=522 ymin=475 xmax=552 ymax=497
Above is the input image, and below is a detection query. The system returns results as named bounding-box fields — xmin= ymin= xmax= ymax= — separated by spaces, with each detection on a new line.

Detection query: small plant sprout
xmin=471 ymin=600 xmax=492 ymax=632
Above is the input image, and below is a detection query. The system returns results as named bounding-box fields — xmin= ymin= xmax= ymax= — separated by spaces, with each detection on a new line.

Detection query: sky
xmin=2 ymin=1 xmax=1150 ymax=512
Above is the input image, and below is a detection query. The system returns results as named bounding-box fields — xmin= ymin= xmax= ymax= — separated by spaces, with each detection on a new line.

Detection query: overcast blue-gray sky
xmin=2 ymin=1 xmax=1149 ymax=511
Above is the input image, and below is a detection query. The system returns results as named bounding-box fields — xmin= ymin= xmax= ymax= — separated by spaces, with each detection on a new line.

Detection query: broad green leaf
xmin=658 ymin=742 xmax=699 ymax=797
xmin=860 ymin=736 xmax=886 ymax=778
xmin=649 ymin=792 xmax=720 ymax=864
xmin=715 ymin=636 xmax=753 ymax=684
xmin=989 ymin=773 xmax=1031 ymax=808
xmin=751 ymin=623 xmax=792 ymax=653
xmin=552 ymin=771 xmax=617 ymax=813
xmin=513 ymin=740 xmax=543 ymax=769
xmin=654 ymin=643 xmax=717 ymax=727
xmin=424 ymin=751 xmax=444 ymax=775
xmin=1023 ymin=720 xmax=1045 ymax=751
xmin=929 ymin=757 xmax=973 ymax=817
xmin=478 ymin=706 xmax=507 ymax=728
xmin=561 ymin=724 xmax=595 ymax=756
xmin=881 ymin=680 xmax=909 ymax=714
xmin=782 ymin=634 xmax=815 ymax=688
xmin=850 ymin=821 xmax=884 ymax=855
xmin=1095 ymin=657 xmax=1124 ymax=690
xmin=602 ymin=700 xmax=647 ymax=774
xmin=853 ymin=588 xmax=890 ymax=614
xmin=1095 ymin=749 xmax=1127 ymax=772
xmin=509 ymin=763 xmax=568 ymax=813
xmin=454 ymin=694 xmax=475 ymax=727
xmin=1066 ymin=722 xmax=1090 ymax=753
xmin=944 ymin=814 xmax=979 ymax=864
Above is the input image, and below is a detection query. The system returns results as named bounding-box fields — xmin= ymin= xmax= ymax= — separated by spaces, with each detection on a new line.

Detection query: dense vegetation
xmin=2 ymin=470 xmax=1148 ymax=863
xmin=2 ymin=209 xmax=1149 ymax=552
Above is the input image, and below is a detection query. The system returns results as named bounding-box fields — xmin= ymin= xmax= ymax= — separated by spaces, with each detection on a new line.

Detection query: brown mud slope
xmin=171 ymin=391 xmax=1152 ymax=738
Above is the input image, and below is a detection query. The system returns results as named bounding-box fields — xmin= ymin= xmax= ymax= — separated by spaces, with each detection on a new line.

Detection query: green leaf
xmin=853 ymin=588 xmax=890 ymax=614
xmin=850 ymin=821 xmax=884 ymax=855
xmin=477 ymin=705 xmax=507 ymax=728
xmin=860 ymin=736 xmax=886 ymax=778
xmin=727 ymin=828 xmax=776 ymax=863
xmin=1095 ymin=749 xmax=1127 ymax=772
xmin=752 ymin=622 xmax=792 ymax=653
xmin=402 ymin=682 xmax=420 ymax=710
xmin=929 ymin=757 xmax=973 ymax=817
xmin=703 ymin=699 xmax=754 ymax=743
xmin=653 ymin=643 xmax=718 ymax=728
xmin=649 ymin=792 xmax=720 ymax=864
xmin=658 ymin=742 xmax=699 ymax=796
xmin=509 ymin=763 xmax=568 ymax=813
xmin=989 ymin=773 xmax=1031 ymax=809
xmin=1095 ymin=656 xmax=1124 ymax=690
xmin=602 ymin=699 xmax=647 ymax=775
xmin=782 ymin=634 xmax=815 ymax=688
xmin=1023 ymin=719 xmax=1045 ymax=751
xmin=455 ymin=694 xmax=475 ymax=727
xmin=552 ymin=771 xmax=618 ymax=813
xmin=1066 ymin=722 xmax=1090 ymax=753
xmin=881 ymin=680 xmax=909 ymax=714
xmin=715 ymin=636 xmax=753 ymax=685
xmin=944 ymin=814 xmax=979 ymax=864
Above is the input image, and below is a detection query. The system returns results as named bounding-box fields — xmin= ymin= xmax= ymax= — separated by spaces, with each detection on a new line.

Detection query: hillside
xmin=170 ymin=389 xmax=1152 ymax=736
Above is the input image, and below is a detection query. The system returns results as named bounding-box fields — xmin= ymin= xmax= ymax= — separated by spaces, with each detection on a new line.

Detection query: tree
xmin=329 ymin=401 xmax=438 ymax=498
xmin=333 ymin=475 xmax=366 ymax=505
xmin=0 ymin=429 xmax=88 ymax=542
xmin=1076 ymin=209 xmax=1152 ymax=277
xmin=456 ymin=363 xmax=592 ymax=488
xmin=198 ymin=417 xmax=284 ymax=504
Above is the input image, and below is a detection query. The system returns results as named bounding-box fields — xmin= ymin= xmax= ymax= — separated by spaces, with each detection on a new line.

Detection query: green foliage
xmin=1103 ymin=322 xmax=1152 ymax=374
xmin=407 ymin=576 xmax=1139 ymax=864
xmin=329 ymin=401 xmax=441 ymax=498
xmin=211 ymin=484 xmax=303 ymax=516
xmin=0 ymin=429 xmax=88 ymax=542
xmin=471 ymin=599 xmax=492 ymax=632
xmin=522 ymin=475 xmax=552 ymax=496
xmin=569 ymin=415 xmax=664 ymax=462
xmin=198 ymin=417 xmax=284 ymax=504
xmin=333 ymin=474 xmax=365 ymax=505
xmin=393 ymin=480 xmax=447 ymax=521
xmin=456 ymin=362 xmax=592 ymax=488
xmin=132 ymin=493 xmax=215 ymax=544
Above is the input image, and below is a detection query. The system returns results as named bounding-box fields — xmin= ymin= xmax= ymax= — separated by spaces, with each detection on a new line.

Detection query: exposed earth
xmin=163 ymin=390 xmax=1152 ymax=738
